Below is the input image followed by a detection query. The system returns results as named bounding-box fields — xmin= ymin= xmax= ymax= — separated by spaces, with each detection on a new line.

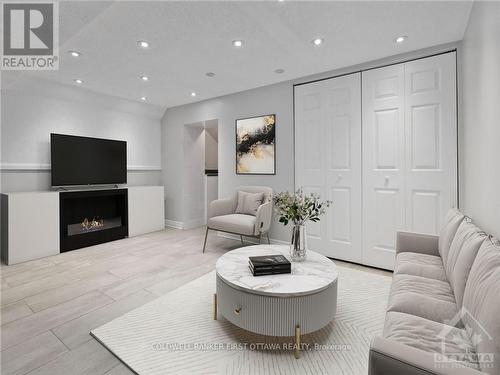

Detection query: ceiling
xmin=6 ymin=1 xmax=473 ymax=110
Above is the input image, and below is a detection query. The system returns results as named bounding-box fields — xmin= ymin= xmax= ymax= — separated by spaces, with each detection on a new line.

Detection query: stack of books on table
xmin=248 ymin=255 xmax=291 ymax=276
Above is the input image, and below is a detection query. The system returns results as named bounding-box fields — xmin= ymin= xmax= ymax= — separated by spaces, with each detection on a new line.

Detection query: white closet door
xmin=362 ymin=53 xmax=457 ymax=270
xmin=362 ymin=64 xmax=406 ymax=270
xmin=404 ymin=53 xmax=457 ymax=234
xmin=295 ymin=73 xmax=362 ymax=262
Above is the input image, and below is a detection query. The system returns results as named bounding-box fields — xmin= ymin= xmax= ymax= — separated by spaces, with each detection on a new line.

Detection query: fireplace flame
xmin=81 ymin=217 xmax=104 ymax=230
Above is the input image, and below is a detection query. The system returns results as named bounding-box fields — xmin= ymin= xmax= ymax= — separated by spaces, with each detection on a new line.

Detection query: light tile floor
xmin=0 ymin=227 xmax=391 ymax=375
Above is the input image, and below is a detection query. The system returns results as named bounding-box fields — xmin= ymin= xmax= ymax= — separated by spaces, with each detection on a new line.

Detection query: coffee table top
xmin=216 ymin=245 xmax=338 ymax=297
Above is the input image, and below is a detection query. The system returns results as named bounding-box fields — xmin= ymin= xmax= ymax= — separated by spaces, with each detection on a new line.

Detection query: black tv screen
xmin=51 ymin=134 xmax=127 ymax=186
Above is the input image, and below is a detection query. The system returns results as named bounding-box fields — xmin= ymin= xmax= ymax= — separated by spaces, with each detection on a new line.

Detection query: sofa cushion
xmin=383 ymin=311 xmax=479 ymax=369
xmin=461 ymin=238 xmax=500 ymax=374
xmin=208 ymin=214 xmax=256 ymax=236
xmin=235 ymin=191 xmax=263 ymax=216
xmin=394 ymin=252 xmax=447 ymax=281
xmin=445 ymin=220 xmax=487 ymax=307
xmin=387 ymin=292 xmax=459 ymax=327
xmin=390 ymin=274 xmax=456 ymax=304
xmin=439 ymin=208 xmax=465 ymax=264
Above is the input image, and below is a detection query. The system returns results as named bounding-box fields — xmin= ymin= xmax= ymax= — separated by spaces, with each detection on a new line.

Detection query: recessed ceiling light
xmin=232 ymin=40 xmax=243 ymax=48
xmin=74 ymin=79 xmax=83 ymax=84
xmin=395 ymin=35 xmax=408 ymax=44
xmin=275 ymin=68 xmax=285 ymax=74
xmin=206 ymin=72 xmax=216 ymax=77
xmin=140 ymin=75 xmax=149 ymax=81
xmin=312 ymin=38 xmax=323 ymax=46
xmin=137 ymin=40 xmax=150 ymax=49
xmin=69 ymin=50 xmax=81 ymax=57
xmin=191 ymin=92 xmax=196 ymax=97
xmin=140 ymin=96 xmax=147 ymax=102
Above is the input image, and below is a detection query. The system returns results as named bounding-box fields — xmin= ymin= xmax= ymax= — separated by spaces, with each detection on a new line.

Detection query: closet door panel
xmin=295 ymin=73 xmax=362 ymax=261
xmin=362 ymin=64 xmax=405 ymax=270
xmin=324 ymin=74 xmax=362 ymax=262
xmin=362 ymin=53 xmax=457 ymax=270
xmin=404 ymin=53 xmax=457 ymax=234
xmin=295 ymin=83 xmax=327 ymax=251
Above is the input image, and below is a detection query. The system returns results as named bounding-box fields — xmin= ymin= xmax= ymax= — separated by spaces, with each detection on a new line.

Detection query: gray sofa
xmin=369 ymin=209 xmax=500 ymax=375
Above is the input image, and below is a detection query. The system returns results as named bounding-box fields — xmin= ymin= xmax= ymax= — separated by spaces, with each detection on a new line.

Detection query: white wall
xmin=460 ymin=1 xmax=500 ymax=238
xmin=1 ymin=75 xmax=164 ymax=192
xmin=183 ymin=123 xmax=206 ymax=228
xmin=162 ymin=43 xmax=460 ymax=241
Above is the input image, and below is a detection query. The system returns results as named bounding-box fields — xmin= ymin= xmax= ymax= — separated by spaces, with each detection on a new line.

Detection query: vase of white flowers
xmin=273 ymin=189 xmax=332 ymax=262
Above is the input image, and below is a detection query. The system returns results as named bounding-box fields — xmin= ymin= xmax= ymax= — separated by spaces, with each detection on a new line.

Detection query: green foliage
xmin=272 ymin=189 xmax=332 ymax=226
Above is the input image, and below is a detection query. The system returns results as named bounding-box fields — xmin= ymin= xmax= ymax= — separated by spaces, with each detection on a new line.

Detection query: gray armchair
xmin=203 ymin=186 xmax=273 ymax=252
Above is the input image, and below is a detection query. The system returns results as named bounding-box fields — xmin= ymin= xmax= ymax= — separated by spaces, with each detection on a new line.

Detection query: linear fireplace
xmin=60 ymin=189 xmax=128 ymax=252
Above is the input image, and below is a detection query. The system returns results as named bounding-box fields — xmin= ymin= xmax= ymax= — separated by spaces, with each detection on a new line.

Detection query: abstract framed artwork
xmin=236 ymin=114 xmax=276 ymax=175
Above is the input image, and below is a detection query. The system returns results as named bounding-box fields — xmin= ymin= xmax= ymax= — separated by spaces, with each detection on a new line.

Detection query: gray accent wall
xmin=1 ymin=74 xmax=164 ymax=192
xmin=461 ymin=1 xmax=500 ymax=238
xmin=162 ymin=43 xmax=460 ymax=242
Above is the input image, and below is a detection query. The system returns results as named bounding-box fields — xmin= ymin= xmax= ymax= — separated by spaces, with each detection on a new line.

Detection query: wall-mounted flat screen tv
xmin=51 ymin=133 xmax=127 ymax=186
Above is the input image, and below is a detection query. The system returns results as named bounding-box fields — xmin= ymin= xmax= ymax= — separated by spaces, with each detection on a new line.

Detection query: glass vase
xmin=290 ymin=224 xmax=307 ymax=262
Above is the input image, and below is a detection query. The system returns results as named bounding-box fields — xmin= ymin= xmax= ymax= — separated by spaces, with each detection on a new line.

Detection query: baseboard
xmin=183 ymin=219 xmax=206 ymax=230
xmin=165 ymin=219 xmax=184 ymax=229
xmin=217 ymin=232 xmax=288 ymax=246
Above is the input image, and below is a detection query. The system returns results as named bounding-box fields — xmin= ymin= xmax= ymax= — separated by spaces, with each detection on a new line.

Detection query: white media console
xmin=1 ymin=186 xmax=165 ymax=265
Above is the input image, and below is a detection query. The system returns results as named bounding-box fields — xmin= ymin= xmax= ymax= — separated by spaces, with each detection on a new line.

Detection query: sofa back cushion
xmin=439 ymin=208 xmax=465 ymax=264
xmin=235 ymin=191 xmax=263 ymax=216
xmin=461 ymin=238 xmax=500 ymax=374
xmin=445 ymin=220 xmax=487 ymax=307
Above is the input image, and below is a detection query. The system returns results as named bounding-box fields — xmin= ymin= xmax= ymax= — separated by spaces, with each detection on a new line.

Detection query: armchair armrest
xmin=208 ymin=198 xmax=233 ymax=219
xmin=254 ymin=201 xmax=272 ymax=236
xmin=396 ymin=231 xmax=439 ymax=257
xmin=369 ymin=337 xmax=483 ymax=375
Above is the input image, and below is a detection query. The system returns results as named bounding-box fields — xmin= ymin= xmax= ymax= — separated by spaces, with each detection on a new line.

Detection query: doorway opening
xmin=183 ymin=119 xmax=218 ymax=229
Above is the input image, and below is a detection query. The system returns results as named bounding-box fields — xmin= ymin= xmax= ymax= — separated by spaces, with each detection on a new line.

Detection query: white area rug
xmin=92 ymin=266 xmax=391 ymax=375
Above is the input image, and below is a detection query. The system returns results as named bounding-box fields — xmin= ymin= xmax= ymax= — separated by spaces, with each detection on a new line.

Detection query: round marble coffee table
xmin=214 ymin=245 xmax=338 ymax=358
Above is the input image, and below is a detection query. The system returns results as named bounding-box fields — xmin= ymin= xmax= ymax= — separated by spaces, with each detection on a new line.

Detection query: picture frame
xmin=235 ymin=114 xmax=276 ymax=175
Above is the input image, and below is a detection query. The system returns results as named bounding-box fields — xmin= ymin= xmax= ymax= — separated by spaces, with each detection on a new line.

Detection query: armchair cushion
xmin=235 ymin=191 xmax=263 ymax=216
xmin=207 ymin=214 xmax=256 ymax=236
xmin=208 ymin=198 xmax=234 ymax=219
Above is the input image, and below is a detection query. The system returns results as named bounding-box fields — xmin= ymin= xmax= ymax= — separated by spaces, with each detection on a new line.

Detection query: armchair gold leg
xmin=266 ymin=233 xmax=270 ymax=244
xmin=213 ymin=293 xmax=217 ymax=320
xmin=203 ymin=227 xmax=209 ymax=253
xmin=294 ymin=325 xmax=301 ymax=359
xmin=240 ymin=235 xmax=244 ymax=245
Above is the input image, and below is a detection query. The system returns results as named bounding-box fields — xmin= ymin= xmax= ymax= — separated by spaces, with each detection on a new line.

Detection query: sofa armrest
xmin=369 ymin=337 xmax=483 ymax=375
xmin=254 ymin=202 xmax=272 ymax=235
xmin=396 ymin=231 xmax=439 ymax=257
xmin=208 ymin=198 xmax=233 ymax=219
